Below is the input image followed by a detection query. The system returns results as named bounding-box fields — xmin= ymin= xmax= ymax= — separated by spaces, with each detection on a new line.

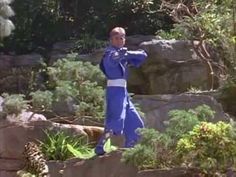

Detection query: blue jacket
xmin=100 ymin=46 xmax=147 ymax=80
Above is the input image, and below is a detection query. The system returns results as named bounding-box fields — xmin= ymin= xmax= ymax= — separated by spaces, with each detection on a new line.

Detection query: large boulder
xmin=133 ymin=93 xmax=228 ymax=131
xmin=127 ymin=38 xmax=220 ymax=94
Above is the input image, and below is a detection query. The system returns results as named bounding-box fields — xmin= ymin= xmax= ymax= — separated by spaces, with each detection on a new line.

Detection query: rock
xmin=0 ymin=170 xmax=18 ymax=177
xmin=13 ymin=54 xmax=43 ymax=67
xmin=46 ymin=151 xmax=202 ymax=177
xmin=6 ymin=111 xmax=47 ymax=123
xmin=0 ymin=55 xmax=14 ymax=69
xmin=52 ymin=40 xmax=77 ymax=53
xmin=133 ymin=93 xmax=228 ymax=131
xmin=137 ymin=168 xmax=200 ymax=177
xmin=0 ymin=159 xmax=23 ymax=171
xmin=52 ymin=98 xmax=76 ymax=117
xmin=62 ymin=151 xmax=137 ymax=177
xmin=0 ymin=54 xmax=43 ymax=69
xmin=47 ymin=161 xmax=64 ymax=177
xmin=125 ymin=35 xmax=161 ymax=50
xmin=127 ymin=39 xmax=221 ymax=94
xmin=48 ymin=52 xmax=68 ymax=65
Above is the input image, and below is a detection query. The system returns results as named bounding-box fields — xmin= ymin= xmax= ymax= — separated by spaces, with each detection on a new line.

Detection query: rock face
xmin=0 ymin=120 xmax=104 ymax=176
xmin=133 ymin=93 xmax=228 ymax=131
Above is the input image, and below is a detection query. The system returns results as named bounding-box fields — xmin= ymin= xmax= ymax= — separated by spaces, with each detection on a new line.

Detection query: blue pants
xmin=95 ymin=87 xmax=144 ymax=155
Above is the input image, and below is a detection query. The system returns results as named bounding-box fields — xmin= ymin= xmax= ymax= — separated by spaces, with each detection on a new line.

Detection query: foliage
xmin=30 ymin=90 xmax=53 ymax=111
xmin=2 ymin=0 xmax=66 ymax=53
xmin=122 ymin=128 xmax=174 ymax=169
xmin=47 ymin=54 xmax=105 ymax=87
xmin=122 ymin=144 xmax=157 ymax=170
xmin=121 ymin=128 xmax=159 ymax=169
xmin=165 ymin=104 xmax=215 ymax=141
xmin=109 ymin=0 xmax=173 ymax=35
xmin=176 ymin=121 xmax=236 ymax=174
xmin=39 ymin=130 xmax=90 ymax=161
xmin=121 ymin=105 xmax=236 ymax=175
xmin=0 ymin=0 xmax=15 ymax=39
xmin=1 ymin=93 xmax=28 ymax=115
xmin=46 ymin=54 xmax=105 ymax=118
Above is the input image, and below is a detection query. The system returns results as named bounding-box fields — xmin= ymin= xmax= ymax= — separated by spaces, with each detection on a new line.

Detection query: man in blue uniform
xmin=95 ymin=27 xmax=148 ymax=155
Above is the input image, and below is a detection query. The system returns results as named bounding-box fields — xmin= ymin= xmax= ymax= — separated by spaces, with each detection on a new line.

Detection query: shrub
xmin=1 ymin=93 xmax=28 ymax=115
xmin=121 ymin=128 xmax=174 ymax=169
xmin=121 ymin=128 xmax=158 ymax=169
xmin=39 ymin=130 xmax=117 ymax=161
xmin=165 ymin=105 xmax=215 ymax=141
xmin=30 ymin=54 xmax=105 ymax=118
xmin=30 ymin=90 xmax=53 ymax=111
xmin=176 ymin=121 xmax=236 ymax=174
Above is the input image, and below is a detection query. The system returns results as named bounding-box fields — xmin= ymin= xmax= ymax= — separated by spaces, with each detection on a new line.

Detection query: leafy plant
xmin=39 ymin=130 xmax=117 ymax=161
xmin=67 ymin=138 xmax=117 ymax=159
xmin=1 ymin=93 xmax=28 ymax=115
xmin=39 ymin=130 xmax=90 ymax=161
xmin=176 ymin=121 xmax=236 ymax=174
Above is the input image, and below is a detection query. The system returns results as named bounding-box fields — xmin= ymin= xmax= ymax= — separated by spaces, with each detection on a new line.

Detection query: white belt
xmin=107 ymin=79 xmax=127 ymax=87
